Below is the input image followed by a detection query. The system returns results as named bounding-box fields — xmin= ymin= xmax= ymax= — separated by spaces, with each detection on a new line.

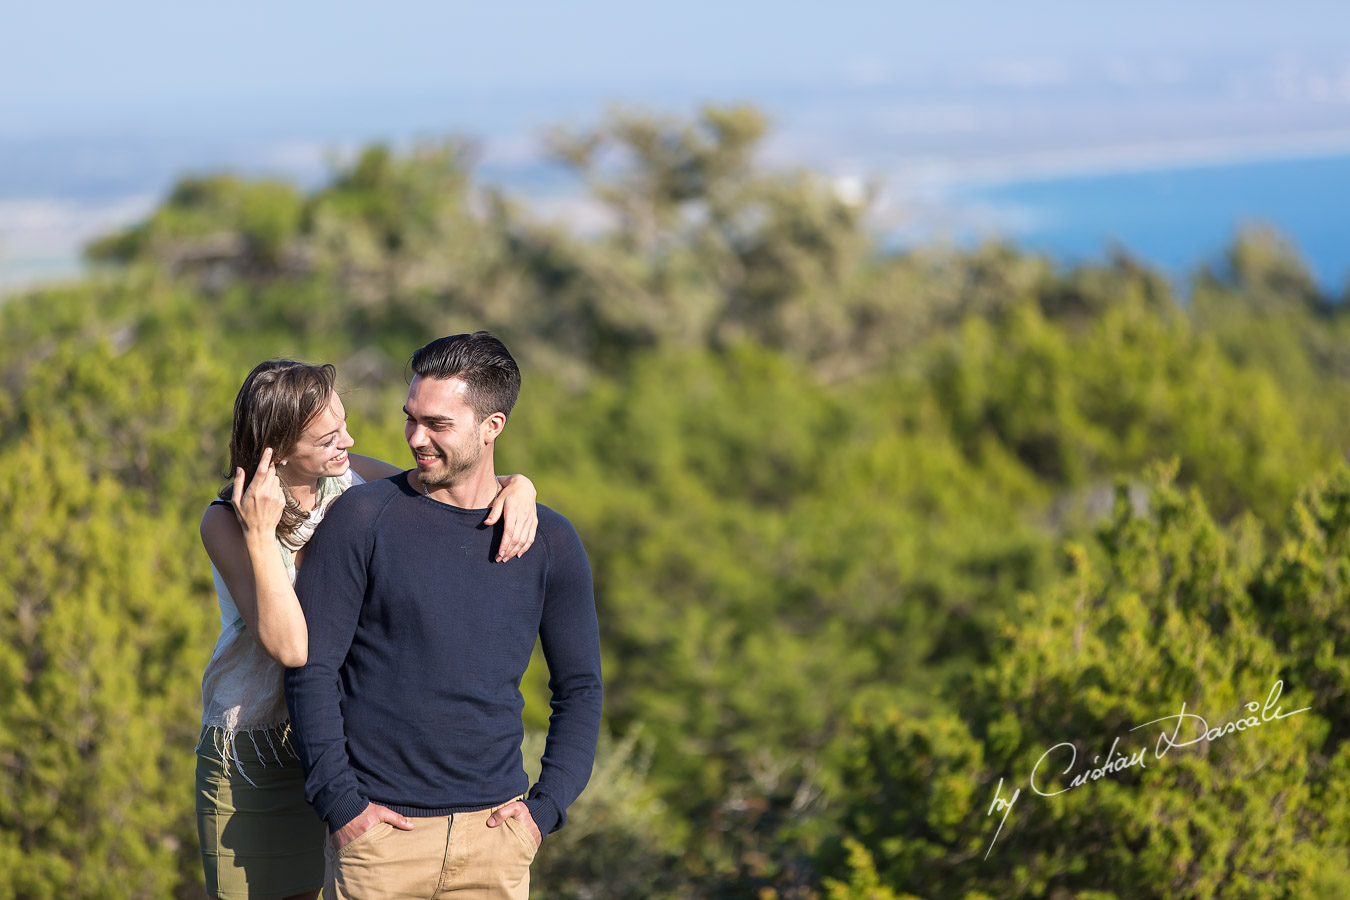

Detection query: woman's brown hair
xmin=218 ymin=359 xmax=338 ymax=541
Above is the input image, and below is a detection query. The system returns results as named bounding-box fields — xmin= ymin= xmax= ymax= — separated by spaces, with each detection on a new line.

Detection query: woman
xmin=195 ymin=359 xmax=538 ymax=900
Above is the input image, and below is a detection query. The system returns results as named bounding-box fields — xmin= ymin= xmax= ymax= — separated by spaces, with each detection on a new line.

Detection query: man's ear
xmin=481 ymin=411 xmax=507 ymax=444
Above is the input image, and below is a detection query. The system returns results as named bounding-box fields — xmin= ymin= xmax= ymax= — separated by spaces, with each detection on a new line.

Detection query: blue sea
xmin=954 ymin=153 xmax=1350 ymax=295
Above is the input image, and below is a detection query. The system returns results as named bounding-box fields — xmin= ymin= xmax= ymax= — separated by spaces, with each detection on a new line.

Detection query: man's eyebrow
xmin=402 ymin=405 xmax=455 ymax=423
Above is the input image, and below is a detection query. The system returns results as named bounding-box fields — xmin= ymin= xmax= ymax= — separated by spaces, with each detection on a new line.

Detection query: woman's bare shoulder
xmin=348 ymin=454 xmax=402 ymax=481
xmin=200 ymin=501 xmax=241 ymax=546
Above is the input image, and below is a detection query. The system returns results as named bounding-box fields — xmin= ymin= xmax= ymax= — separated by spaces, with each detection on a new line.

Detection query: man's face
xmin=404 ymin=375 xmax=488 ymax=488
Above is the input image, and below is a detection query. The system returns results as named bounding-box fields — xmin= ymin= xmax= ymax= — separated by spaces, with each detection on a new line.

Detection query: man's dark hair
xmin=409 ymin=331 xmax=521 ymax=421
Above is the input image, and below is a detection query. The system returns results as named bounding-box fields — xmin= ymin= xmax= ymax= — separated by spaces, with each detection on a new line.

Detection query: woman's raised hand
xmin=485 ymin=474 xmax=539 ymax=562
xmin=232 ymin=447 xmax=286 ymax=538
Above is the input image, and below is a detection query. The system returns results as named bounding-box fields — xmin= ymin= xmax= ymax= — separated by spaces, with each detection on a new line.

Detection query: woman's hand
xmin=202 ymin=445 xmax=308 ymax=667
xmin=485 ymin=474 xmax=539 ymax=562
xmin=232 ymin=447 xmax=285 ymax=539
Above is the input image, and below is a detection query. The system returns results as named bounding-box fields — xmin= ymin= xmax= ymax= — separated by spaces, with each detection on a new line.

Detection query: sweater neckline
xmin=398 ymin=471 xmax=497 ymax=515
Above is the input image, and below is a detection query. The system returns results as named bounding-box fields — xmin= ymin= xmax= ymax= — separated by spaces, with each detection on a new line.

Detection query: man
xmin=285 ymin=331 xmax=602 ymax=899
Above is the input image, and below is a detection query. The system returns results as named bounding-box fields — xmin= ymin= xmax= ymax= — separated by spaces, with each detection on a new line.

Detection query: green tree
xmin=0 ymin=423 xmax=213 ymax=898
xmin=822 ymin=466 xmax=1350 ymax=898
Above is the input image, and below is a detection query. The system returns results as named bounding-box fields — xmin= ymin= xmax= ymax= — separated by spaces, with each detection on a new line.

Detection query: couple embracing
xmin=196 ymin=331 xmax=603 ymax=900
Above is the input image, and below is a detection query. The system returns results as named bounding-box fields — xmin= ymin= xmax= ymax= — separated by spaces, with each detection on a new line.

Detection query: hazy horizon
xmin=5 ymin=2 xmax=1350 ymax=291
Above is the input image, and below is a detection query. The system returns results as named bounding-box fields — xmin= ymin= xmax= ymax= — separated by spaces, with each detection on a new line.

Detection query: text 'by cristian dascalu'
xmin=982 ymin=680 xmax=1311 ymax=858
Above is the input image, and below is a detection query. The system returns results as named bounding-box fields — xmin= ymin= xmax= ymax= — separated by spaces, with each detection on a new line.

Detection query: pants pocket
xmin=502 ymin=816 xmax=540 ymax=860
xmin=334 ymin=822 xmax=393 ymax=860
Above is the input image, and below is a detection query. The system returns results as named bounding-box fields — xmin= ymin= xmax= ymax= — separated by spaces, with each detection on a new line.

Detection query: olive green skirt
xmin=196 ymin=725 xmax=326 ymax=899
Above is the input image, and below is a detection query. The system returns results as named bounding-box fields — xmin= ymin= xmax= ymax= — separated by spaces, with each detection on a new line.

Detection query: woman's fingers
xmin=516 ymin=522 xmax=538 ymax=559
xmin=489 ymin=474 xmax=539 ymax=561
xmin=231 ymin=467 xmax=246 ymax=507
xmin=491 ymin=480 xmax=539 ymax=561
xmin=486 ymin=495 xmax=509 ymax=560
xmin=495 ymin=520 xmax=538 ymax=561
xmin=236 ymin=449 xmax=286 ymax=534
xmin=498 ymin=523 xmax=525 ymax=561
xmin=244 ymin=449 xmax=283 ymax=501
xmin=254 ymin=446 xmax=275 ymax=483
xmin=496 ymin=529 xmax=516 ymax=562
xmin=483 ymin=494 xmax=505 ymax=527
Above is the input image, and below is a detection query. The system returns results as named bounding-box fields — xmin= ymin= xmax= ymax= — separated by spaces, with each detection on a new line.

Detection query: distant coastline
xmin=892 ymin=128 xmax=1350 ymax=190
xmin=5 ymin=132 xmax=1350 ymax=296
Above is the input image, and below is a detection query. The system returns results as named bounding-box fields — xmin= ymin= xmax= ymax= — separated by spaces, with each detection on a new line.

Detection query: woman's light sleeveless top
xmin=198 ymin=469 xmax=363 ymax=773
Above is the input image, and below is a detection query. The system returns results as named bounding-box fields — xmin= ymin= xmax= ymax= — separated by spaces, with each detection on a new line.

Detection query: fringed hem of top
xmin=196 ymin=719 xmax=300 ymax=787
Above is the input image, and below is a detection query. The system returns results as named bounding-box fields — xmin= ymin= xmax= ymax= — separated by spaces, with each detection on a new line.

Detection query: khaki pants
xmin=324 ymin=798 xmax=538 ymax=899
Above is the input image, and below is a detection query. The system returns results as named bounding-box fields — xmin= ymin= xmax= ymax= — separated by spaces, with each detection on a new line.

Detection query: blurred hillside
xmin=3 ymin=107 xmax=1350 ymax=898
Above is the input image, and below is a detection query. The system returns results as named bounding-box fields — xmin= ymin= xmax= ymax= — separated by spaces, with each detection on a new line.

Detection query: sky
xmin=5 ymin=1 xmax=1350 ymax=122
xmin=3 ymin=2 xmax=1350 ymax=290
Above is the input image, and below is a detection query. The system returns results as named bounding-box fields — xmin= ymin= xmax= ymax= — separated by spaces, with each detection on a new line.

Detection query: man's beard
xmin=417 ymin=441 xmax=482 ymax=488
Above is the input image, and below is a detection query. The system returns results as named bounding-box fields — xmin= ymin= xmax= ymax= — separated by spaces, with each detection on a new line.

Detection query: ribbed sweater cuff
xmin=525 ymin=794 xmax=561 ymax=837
xmin=324 ymin=791 xmax=369 ymax=834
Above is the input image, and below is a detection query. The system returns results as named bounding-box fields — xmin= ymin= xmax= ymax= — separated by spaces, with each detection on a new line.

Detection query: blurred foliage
xmin=520 ymin=729 xmax=692 ymax=899
xmin=818 ymin=467 xmax=1350 ymax=897
xmin=5 ymin=106 xmax=1350 ymax=897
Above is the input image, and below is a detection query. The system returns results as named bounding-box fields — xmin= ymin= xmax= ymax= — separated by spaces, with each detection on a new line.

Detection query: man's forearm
xmin=285 ymin=663 xmax=367 ymax=832
xmin=533 ymin=519 xmax=604 ymax=835
xmin=526 ymin=673 xmax=603 ymax=835
xmin=284 ymin=495 xmax=372 ymax=833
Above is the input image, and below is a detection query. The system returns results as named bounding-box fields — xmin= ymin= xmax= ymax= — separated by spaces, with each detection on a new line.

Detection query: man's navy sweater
xmin=284 ymin=472 xmax=603 ymax=838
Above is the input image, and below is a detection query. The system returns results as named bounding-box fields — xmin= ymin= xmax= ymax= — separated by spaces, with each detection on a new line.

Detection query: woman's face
xmin=280 ymin=392 xmax=354 ymax=482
